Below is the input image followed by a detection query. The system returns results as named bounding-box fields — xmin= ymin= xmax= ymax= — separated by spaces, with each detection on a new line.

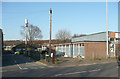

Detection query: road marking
xmin=54 ymin=69 xmax=101 ymax=77
xmin=64 ymin=71 xmax=87 ymax=75
xmin=54 ymin=74 xmax=63 ymax=76
xmin=22 ymin=68 xmax=28 ymax=70
xmin=17 ymin=64 xmax=22 ymax=70
xmin=10 ymin=54 xmax=29 ymax=71
xmin=89 ymin=69 xmax=101 ymax=72
xmin=30 ymin=66 xmax=45 ymax=69
xmin=17 ymin=64 xmax=29 ymax=70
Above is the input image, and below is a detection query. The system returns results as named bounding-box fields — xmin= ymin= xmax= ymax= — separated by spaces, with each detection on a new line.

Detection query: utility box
xmin=51 ymin=53 xmax=53 ymax=57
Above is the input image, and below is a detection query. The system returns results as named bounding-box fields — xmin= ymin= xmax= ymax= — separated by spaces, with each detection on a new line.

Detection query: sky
xmin=2 ymin=2 xmax=118 ymax=40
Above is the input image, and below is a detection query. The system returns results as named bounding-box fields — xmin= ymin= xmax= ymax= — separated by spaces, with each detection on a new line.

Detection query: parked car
xmin=56 ymin=51 xmax=65 ymax=56
xmin=34 ymin=49 xmax=39 ymax=53
xmin=14 ymin=51 xmax=20 ymax=54
xmin=10 ymin=50 xmax=14 ymax=54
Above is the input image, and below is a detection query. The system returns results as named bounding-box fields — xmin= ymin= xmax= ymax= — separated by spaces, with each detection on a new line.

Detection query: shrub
xmin=95 ymin=58 xmax=102 ymax=60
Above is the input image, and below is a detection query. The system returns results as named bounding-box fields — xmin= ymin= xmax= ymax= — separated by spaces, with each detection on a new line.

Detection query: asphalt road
xmin=2 ymin=53 xmax=120 ymax=77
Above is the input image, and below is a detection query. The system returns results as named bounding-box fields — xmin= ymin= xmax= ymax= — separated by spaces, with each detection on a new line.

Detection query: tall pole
xmin=106 ymin=0 xmax=109 ymax=58
xmin=25 ymin=18 xmax=28 ymax=45
xmin=49 ymin=8 xmax=52 ymax=56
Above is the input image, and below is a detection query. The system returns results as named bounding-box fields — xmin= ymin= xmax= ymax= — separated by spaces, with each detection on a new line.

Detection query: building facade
xmin=54 ymin=32 xmax=120 ymax=59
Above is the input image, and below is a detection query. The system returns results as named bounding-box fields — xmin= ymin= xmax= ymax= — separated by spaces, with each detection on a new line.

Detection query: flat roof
xmin=72 ymin=31 xmax=120 ymax=38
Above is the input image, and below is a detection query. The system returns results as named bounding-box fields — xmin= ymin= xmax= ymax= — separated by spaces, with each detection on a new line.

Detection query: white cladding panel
xmin=72 ymin=32 xmax=107 ymax=42
xmin=115 ymin=33 xmax=120 ymax=38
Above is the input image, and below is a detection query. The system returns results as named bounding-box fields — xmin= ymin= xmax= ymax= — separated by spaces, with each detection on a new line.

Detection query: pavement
xmin=38 ymin=56 xmax=117 ymax=67
xmin=2 ymin=53 xmax=120 ymax=77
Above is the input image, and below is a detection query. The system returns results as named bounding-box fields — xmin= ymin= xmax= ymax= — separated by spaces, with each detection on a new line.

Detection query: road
xmin=2 ymin=53 xmax=119 ymax=78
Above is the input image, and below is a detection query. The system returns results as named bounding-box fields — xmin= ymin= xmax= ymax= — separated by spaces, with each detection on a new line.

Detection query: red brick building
xmin=54 ymin=32 xmax=120 ymax=59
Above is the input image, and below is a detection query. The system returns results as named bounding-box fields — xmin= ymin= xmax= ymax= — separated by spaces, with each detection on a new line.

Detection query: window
xmin=110 ymin=38 xmax=114 ymax=41
xmin=116 ymin=38 xmax=120 ymax=40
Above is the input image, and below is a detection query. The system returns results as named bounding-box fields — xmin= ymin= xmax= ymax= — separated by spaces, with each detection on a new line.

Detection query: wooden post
xmin=53 ymin=50 xmax=55 ymax=64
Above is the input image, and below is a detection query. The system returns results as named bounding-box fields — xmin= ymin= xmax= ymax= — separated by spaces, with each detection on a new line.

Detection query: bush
xmin=95 ymin=58 xmax=102 ymax=60
xmin=109 ymin=57 xmax=117 ymax=59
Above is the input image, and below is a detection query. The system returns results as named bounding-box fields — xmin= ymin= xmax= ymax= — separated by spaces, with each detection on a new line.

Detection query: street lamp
xmin=106 ymin=0 xmax=109 ymax=58
xmin=25 ymin=18 xmax=28 ymax=45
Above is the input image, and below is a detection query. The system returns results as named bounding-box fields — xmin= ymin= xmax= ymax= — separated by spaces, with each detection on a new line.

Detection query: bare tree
xmin=55 ymin=29 xmax=71 ymax=43
xmin=73 ymin=34 xmax=79 ymax=38
xmin=20 ymin=24 xmax=43 ymax=44
xmin=73 ymin=34 xmax=86 ymax=38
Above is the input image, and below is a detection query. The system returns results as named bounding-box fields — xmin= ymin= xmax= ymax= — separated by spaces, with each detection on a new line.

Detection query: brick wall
xmin=115 ymin=44 xmax=120 ymax=56
xmin=84 ymin=42 xmax=107 ymax=59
